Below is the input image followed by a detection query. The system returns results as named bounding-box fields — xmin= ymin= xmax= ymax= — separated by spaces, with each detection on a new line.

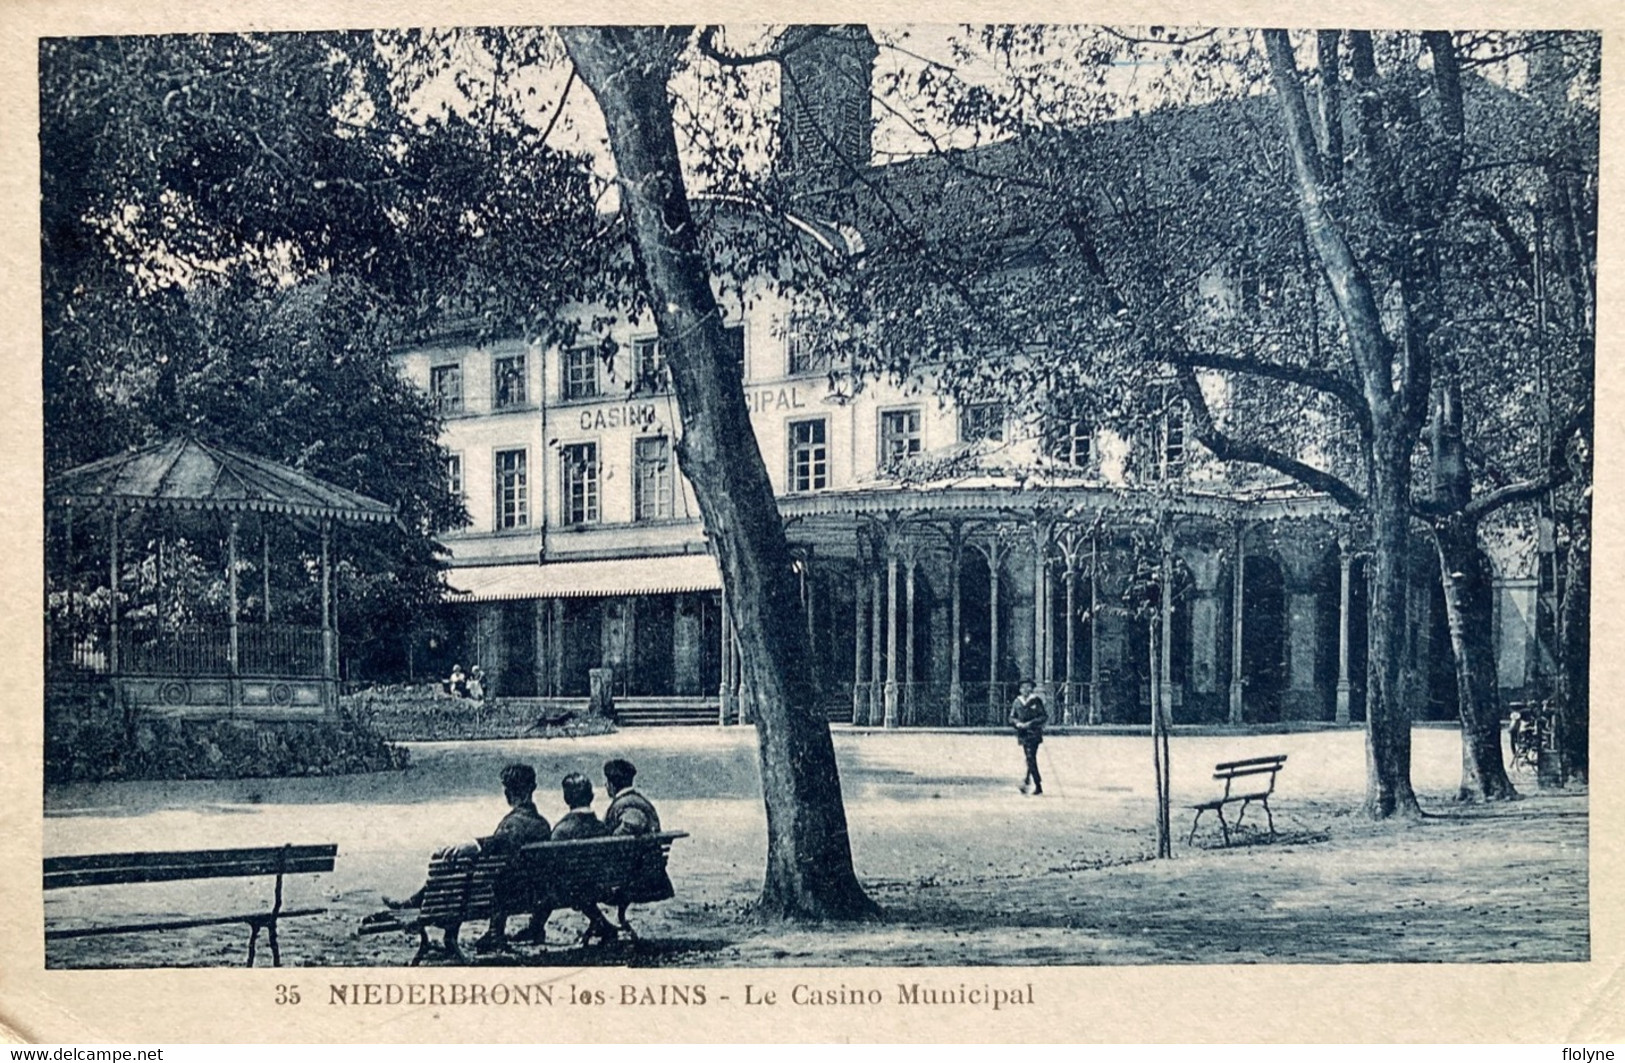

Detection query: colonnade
xmin=839 ymin=513 xmax=1364 ymax=728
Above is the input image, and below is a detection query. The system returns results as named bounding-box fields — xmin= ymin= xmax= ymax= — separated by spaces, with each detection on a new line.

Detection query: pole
xmin=228 ymin=516 xmax=241 ymax=676
xmin=107 ymin=506 xmax=120 ymax=675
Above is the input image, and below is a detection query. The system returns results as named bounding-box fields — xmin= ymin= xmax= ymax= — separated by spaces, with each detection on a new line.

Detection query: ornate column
xmin=1064 ymin=551 xmax=1078 ymax=725
xmin=852 ymin=558 xmax=866 ymax=724
xmin=1279 ymin=538 xmax=1327 ymax=721
xmin=319 ymin=518 xmax=333 ymax=682
xmin=973 ymin=536 xmax=1008 ymax=723
xmin=227 ymin=515 xmax=240 ymax=678
xmin=883 ymin=534 xmax=900 ymax=729
xmin=550 ymin=598 xmax=565 ymax=697
xmin=718 ymin=581 xmax=733 ymax=725
xmin=903 ymin=544 xmax=918 ymax=726
xmin=262 ymin=526 xmax=272 ymax=623
xmin=1182 ymin=545 xmax=1225 ymax=716
xmin=1031 ymin=518 xmax=1054 ymax=703
xmin=107 ymin=506 xmax=120 ymax=675
xmin=1229 ymin=522 xmax=1246 ymax=724
xmin=947 ymin=522 xmax=965 ymax=727
xmin=1158 ymin=526 xmax=1175 ymax=729
xmin=1336 ymin=537 xmax=1353 ymax=724
xmin=868 ymin=568 xmax=883 ymax=725
xmin=1088 ymin=534 xmax=1103 ymax=725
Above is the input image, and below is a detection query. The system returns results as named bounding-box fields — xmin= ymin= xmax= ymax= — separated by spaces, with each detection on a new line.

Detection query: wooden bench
xmin=44 ymin=843 xmax=338 ymax=966
xmin=1187 ymin=755 xmax=1287 ymax=846
xmin=360 ymin=831 xmax=687 ymax=965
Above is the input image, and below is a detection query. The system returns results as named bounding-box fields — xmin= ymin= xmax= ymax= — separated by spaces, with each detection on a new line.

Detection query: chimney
xmin=777 ymin=25 xmax=878 ymax=198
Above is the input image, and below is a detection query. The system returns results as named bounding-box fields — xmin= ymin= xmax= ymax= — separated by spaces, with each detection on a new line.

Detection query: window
xmin=495 ymin=449 xmax=528 ymax=529
xmin=787 ymin=319 xmax=828 ymax=377
xmin=1237 ymin=261 xmax=1280 ymax=316
xmin=1154 ymin=393 xmax=1187 ymax=480
xmin=722 ymin=325 xmax=746 ymax=379
xmin=960 ymin=403 xmax=1006 ymax=444
xmin=634 ymin=436 xmax=675 ymax=521
xmin=633 ymin=337 xmax=666 ymax=393
xmin=429 ymin=363 xmax=463 ymax=415
xmin=565 ymin=347 xmax=600 ymax=401
xmin=879 ymin=408 xmax=922 ymax=469
xmin=561 ymin=443 xmax=600 ymax=525
xmin=788 ymin=419 xmax=828 ymax=492
xmin=492 ymin=354 xmax=527 ymax=409
xmin=446 ymin=453 xmax=463 ymax=499
xmin=1047 ymin=417 xmax=1093 ymax=468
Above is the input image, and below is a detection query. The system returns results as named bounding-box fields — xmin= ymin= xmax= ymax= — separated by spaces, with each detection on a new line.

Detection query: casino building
xmin=391 ymin=27 xmax=1544 ymax=728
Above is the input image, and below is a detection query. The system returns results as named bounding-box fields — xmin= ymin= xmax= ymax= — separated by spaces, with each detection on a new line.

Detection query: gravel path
xmin=43 ymin=726 xmax=1587 ymax=968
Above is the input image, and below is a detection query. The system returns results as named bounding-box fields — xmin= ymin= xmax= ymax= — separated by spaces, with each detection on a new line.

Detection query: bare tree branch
xmin=1174 ymin=361 xmax=1367 ymax=511
xmin=1170 ymin=348 xmax=1369 ymax=431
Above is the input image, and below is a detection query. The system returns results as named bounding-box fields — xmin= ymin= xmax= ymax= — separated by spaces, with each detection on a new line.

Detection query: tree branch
xmin=1170 ymin=348 xmax=1370 ymax=431
xmin=1459 ymin=407 xmax=1587 ymax=521
xmin=1174 ymin=362 xmax=1367 ymax=511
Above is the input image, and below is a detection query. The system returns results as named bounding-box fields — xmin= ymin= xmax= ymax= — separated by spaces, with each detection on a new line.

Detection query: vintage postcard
xmin=1 ymin=0 xmax=1621 ymax=1044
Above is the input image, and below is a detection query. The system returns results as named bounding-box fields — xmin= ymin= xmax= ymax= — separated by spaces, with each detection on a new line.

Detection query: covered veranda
xmin=46 ymin=437 xmax=395 ymax=717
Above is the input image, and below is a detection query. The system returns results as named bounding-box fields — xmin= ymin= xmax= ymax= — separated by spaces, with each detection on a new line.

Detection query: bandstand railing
xmin=48 ymin=623 xmax=327 ymax=678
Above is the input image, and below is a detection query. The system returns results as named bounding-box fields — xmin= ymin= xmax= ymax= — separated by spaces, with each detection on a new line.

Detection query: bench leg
xmin=444 ymin=924 xmax=466 ymax=964
xmin=411 ymin=928 xmax=430 ymax=967
xmin=616 ymin=903 xmax=639 ymax=941
xmin=1216 ymin=807 xmax=1231 ymax=847
xmin=1235 ymin=799 xmax=1250 ymax=832
xmin=1262 ymin=799 xmax=1276 ymax=837
xmin=1188 ymin=809 xmax=1205 ymax=846
xmin=246 ymin=922 xmax=261 ymax=967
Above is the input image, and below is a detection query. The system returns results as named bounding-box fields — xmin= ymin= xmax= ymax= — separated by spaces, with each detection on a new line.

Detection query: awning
xmin=444 ymin=554 xmax=723 ymax=603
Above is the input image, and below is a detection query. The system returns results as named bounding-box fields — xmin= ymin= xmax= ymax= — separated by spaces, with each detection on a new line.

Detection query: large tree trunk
xmin=1265 ymin=31 xmax=1424 ymax=819
xmin=1559 ymin=507 xmax=1590 ymax=782
xmin=1427 ymin=379 xmax=1517 ymax=800
xmin=1366 ymin=473 xmax=1424 ymax=819
xmin=561 ymin=27 xmax=879 ymax=921
xmin=1430 ymin=518 xmax=1518 ymax=800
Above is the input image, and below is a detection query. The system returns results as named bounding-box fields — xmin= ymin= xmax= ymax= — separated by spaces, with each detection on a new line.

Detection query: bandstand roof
xmin=47 ymin=437 xmax=397 ymax=524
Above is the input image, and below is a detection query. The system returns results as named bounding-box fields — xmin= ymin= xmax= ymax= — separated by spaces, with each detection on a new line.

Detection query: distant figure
xmin=1010 ymin=679 xmax=1048 ymax=796
xmin=602 ymin=758 xmax=674 ymax=932
xmin=466 ymin=665 xmax=486 ymax=701
xmin=444 ymin=664 xmax=468 ymax=699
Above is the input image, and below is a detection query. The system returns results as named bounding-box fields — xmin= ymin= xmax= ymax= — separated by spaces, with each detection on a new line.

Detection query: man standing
xmin=1010 ymin=679 xmax=1048 ymax=795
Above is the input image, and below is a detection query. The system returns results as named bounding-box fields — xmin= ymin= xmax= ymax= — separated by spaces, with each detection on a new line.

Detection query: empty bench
xmin=1187 ymin=755 xmax=1287 ymax=846
xmin=360 ymin=831 xmax=687 ymax=965
xmin=44 ymin=843 xmax=338 ymax=966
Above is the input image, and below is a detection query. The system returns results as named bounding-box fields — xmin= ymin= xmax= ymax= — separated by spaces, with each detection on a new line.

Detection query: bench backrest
xmin=512 ymin=831 xmax=687 ymax=895
xmin=414 ymin=832 xmax=688 ymax=923
xmin=417 ymin=851 xmax=512 ymax=923
xmin=44 ymin=844 xmax=338 ymax=890
xmin=1212 ymin=755 xmax=1286 ymax=798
